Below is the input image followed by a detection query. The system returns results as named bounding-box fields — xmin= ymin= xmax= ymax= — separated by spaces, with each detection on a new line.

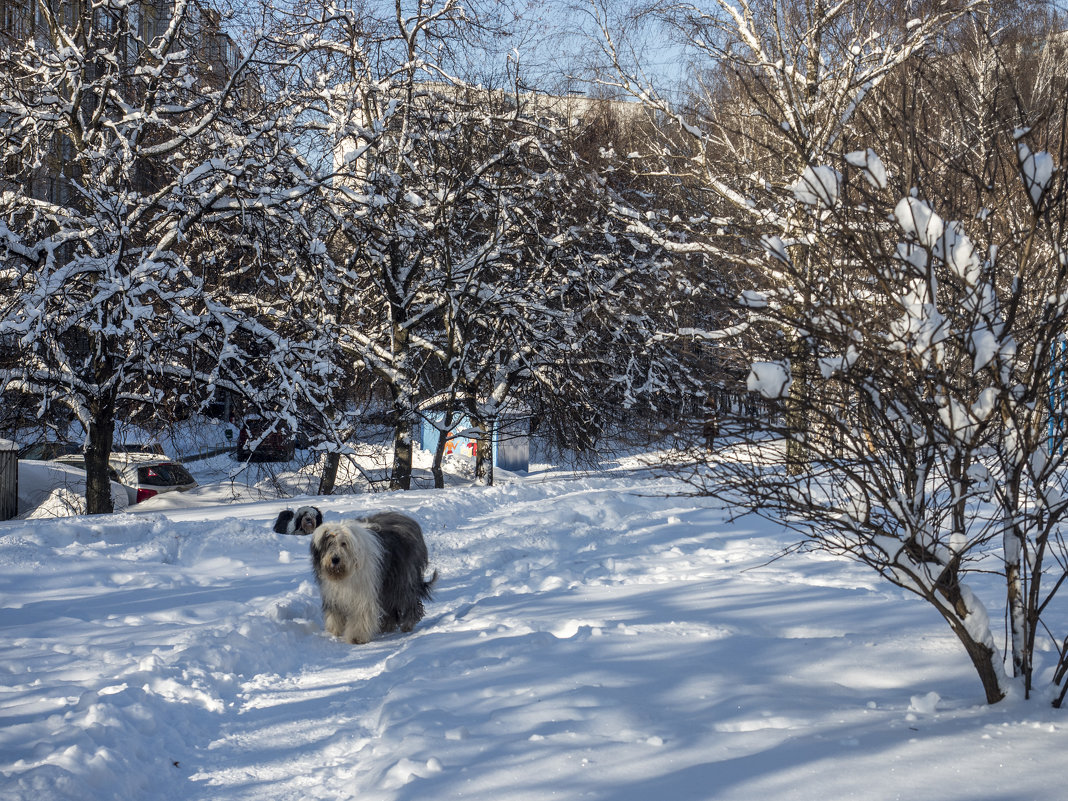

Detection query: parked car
xmin=52 ymin=452 xmax=197 ymax=504
xmin=52 ymin=454 xmax=122 ymax=483
xmin=108 ymin=453 xmax=198 ymax=504
xmin=236 ymin=416 xmax=295 ymax=461
xmin=16 ymin=460 xmax=130 ymax=516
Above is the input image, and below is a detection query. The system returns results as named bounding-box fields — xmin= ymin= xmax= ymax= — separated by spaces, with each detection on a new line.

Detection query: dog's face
xmin=312 ymin=523 xmax=367 ymax=581
xmin=294 ymin=506 xmax=322 ymax=535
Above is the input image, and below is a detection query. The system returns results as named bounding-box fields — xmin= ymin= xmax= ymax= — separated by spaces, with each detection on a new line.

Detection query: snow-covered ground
xmin=1 ymin=453 xmax=1066 ymax=801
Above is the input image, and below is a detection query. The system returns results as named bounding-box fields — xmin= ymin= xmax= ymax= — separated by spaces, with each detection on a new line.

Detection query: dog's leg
xmin=324 ymin=610 xmax=346 ymax=638
xmin=343 ymin=621 xmax=374 ymax=645
xmin=398 ymin=600 xmax=424 ymax=633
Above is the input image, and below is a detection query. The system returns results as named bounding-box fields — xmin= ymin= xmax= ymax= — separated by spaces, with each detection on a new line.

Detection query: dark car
xmin=236 ymin=417 xmax=295 ymax=461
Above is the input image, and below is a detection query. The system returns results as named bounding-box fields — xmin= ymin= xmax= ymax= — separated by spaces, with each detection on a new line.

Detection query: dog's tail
xmin=420 ymin=570 xmax=438 ymax=600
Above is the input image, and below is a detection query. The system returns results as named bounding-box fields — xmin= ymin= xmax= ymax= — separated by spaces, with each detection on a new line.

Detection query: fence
xmin=0 ymin=440 xmax=17 ymax=521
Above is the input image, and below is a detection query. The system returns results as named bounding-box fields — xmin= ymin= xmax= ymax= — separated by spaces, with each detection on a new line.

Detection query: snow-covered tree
xmin=0 ymin=0 xmax=311 ymax=511
xmin=301 ymin=0 xmax=692 ymax=489
xmin=290 ymin=0 xmax=475 ymax=491
xmin=452 ymin=132 xmax=690 ymax=483
xmin=591 ymin=0 xmax=988 ymax=471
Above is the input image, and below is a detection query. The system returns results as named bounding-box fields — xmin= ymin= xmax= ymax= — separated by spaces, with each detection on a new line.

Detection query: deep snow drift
xmin=1 ymin=460 xmax=1065 ymax=801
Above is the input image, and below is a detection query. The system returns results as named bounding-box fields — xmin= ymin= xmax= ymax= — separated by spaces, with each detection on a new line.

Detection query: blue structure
xmin=494 ymin=414 xmax=531 ymax=472
xmin=1051 ymin=337 xmax=1068 ymax=455
xmin=419 ymin=413 xmax=530 ymax=473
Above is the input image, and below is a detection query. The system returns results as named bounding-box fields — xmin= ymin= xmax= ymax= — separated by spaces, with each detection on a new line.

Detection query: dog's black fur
xmin=273 ymin=505 xmax=323 ymax=535
xmin=361 ymin=511 xmax=437 ymax=634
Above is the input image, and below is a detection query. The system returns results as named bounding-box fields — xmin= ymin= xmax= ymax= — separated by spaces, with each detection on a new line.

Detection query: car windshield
xmin=136 ymin=463 xmax=194 ymax=486
xmin=245 ymin=419 xmax=289 ymax=434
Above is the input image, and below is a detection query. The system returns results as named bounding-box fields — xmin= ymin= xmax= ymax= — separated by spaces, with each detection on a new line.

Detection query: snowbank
xmin=1 ymin=466 xmax=1066 ymax=801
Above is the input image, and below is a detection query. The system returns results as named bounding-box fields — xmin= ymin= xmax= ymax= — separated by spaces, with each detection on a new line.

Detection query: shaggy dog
xmin=310 ymin=511 xmax=436 ymax=644
xmin=273 ymin=506 xmax=322 ymax=535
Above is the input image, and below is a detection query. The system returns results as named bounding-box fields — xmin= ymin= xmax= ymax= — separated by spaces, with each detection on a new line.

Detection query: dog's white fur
xmin=292 ymin=506 xmax=321 ymax=535
xmin=311 ymin=522 xmax=384 ymax=644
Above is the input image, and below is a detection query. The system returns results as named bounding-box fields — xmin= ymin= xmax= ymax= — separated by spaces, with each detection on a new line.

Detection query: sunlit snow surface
xmin=1 ymin=456 xmax=1065 ymax=801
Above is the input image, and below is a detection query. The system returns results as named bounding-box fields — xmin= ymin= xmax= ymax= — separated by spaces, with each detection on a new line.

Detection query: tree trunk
xmin=318 ymin=451 xmax=341 ymax=495
xmin=85 ymin=410 xmax=115 ymax=514
xmin=386 ymin=237 xmax=413 ymax=492
xmin=431 ymin=439 xmax=446 ymax=489
xmin=1004 ymin=533 xmax=1028 ymax=682
xmin=783 ymin=260 xmax=811 ymax=475
xmin=391 ymin=415 xmax=413 ymax=490
xmin=1003 ymin=460 xmax=1035 ymax=696
xmin=933 ymin=574 xmax=1008 ymax=704
xmin=943 ymin=613 xmax=1008 ymax=705
xmin=431 ymin=411 xmax=455 ymax=490
xmin=474 ymin=418 xmax=494 ymax=486
xmin=785 ymin=369 xmax=808 ymax=476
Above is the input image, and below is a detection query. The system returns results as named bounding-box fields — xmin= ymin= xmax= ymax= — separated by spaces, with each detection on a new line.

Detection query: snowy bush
xmin=698 ymin=136 xmax=1068 ymax=705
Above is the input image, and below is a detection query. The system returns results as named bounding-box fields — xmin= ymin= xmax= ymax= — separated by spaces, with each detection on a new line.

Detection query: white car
xmin=52 ymin=451 xmax=198 ymax=504
xmin=108 ymin=452 xmax=198 ymax=504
